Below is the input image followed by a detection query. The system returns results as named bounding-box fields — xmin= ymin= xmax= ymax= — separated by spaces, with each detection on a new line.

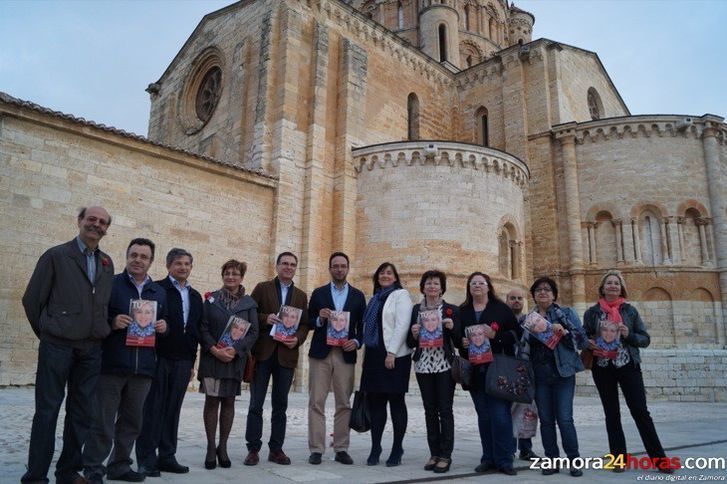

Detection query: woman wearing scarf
xmin=527 ymin=277 xmax=588 ymax=477
xmin=406 ymin=270 xmax=460 ymax=473
xmin=583 ymin=270 xmax=673 ymax=474
xmin=456 ymin=272 xmax=519 ymax=476
xmin=197 ymin=260 xmax=259 ymax=469
xmin=360 ymin=262 xmax=413 ymax=467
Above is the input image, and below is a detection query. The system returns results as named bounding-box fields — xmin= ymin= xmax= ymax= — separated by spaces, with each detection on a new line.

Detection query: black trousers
xmin=245 ymin=351 xmax=295 ymax=452
xmin=368 ymin=392 xmax=407 ymax=453
xmin=416 ymin=370 xmax=455 ymax=459
xmin=592 ymin=361 xmax=666 ymax=458
xmin=136 ymin=357 xmax=194 ymax=468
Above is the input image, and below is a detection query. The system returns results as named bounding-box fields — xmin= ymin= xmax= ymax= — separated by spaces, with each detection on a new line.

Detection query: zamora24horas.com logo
xmin=530 ymin=454 xmax=727 ymax=472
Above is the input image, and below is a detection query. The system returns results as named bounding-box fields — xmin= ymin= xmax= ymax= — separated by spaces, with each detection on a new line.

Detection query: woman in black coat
xmin=198 ymin=260 xmax=259 ymax=469
xmin=406 ymin=270 xmax=460 ymax=473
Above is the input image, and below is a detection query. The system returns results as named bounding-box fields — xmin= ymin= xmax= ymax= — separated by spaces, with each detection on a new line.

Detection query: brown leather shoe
xmin=244 ymin=450 xmax=259 ymax=466
xmin=268 ymin=449 xmax=291 ymax=465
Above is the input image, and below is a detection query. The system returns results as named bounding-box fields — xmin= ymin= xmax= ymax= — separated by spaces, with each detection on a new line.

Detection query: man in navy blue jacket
xmin=136 ymin=248 xmax=202 ymax=476
xmin=307 ymin=252 xmax=366 ymax=466
xmin=83 ymin=238 xmax=168 ymax=483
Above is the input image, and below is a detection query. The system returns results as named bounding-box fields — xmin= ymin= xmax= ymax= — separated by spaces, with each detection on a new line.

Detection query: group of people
xmin=20 ymin=205 xmax=672 ymax=484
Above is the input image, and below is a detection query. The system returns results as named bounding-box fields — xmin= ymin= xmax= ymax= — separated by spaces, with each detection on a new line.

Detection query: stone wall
xmin=0 ymin=97 xmax=277 ymax=386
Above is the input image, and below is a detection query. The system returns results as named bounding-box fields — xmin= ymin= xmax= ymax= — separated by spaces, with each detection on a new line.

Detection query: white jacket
xmin=381 ymin=288 xmax=414 ymax=357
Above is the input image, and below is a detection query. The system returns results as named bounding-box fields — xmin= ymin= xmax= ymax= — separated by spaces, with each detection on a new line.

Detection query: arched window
xmin=489 ymin=18 xmax=497 ymax=42
xmin=475 ymin=106 xmax=489 ymax=146
xmin=587 ymin=87 xmax=603 ymax=120
xmin=397 ymin=1 xmax=404 ymax=29
xmin=498 ymin=223 xmax=520 ymax=279
xmin=640 ymin=209 xmax=663 ymax=266
xmin=464 ymin=6 xmax=471 ymax=31
xmin=594 ymin=211 xmax=617 ymax=266
xmin=438 ymin=24 xmax=447 ymax=62
xmin=466 ymin=55 xmax=472 ymax=67
xmin=407 ymin=93 xmax=420 ymax=141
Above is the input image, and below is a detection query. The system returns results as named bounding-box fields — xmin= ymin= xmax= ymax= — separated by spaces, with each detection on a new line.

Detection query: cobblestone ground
xmin=2 ymin=387 xmax=726 ymax=483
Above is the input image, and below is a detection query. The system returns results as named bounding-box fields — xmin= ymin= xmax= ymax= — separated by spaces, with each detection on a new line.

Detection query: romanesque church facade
xmin=1 ymin=0 xmax=725 ymax=398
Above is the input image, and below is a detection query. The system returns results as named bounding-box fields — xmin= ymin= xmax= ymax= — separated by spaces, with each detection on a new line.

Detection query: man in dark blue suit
xmin=136 ymin=248 xmax=202 ymax=476
xmin=307 ymin=252 xmax=366 ymax=466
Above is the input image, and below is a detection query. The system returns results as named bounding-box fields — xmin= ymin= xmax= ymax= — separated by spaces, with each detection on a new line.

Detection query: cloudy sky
xmin=1 ymin=0 xmax=724 ymax=136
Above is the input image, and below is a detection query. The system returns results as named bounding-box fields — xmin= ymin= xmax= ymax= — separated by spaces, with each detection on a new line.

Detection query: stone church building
xmin=1 ymin=0 xmax=725 ymax=399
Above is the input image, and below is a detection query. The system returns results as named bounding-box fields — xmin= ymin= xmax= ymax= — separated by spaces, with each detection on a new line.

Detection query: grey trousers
xmin=83 ymin=374 xmax=152 ymax=478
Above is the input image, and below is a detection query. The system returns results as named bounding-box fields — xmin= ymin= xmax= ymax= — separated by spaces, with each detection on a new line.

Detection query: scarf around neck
xmin=599 ymin=297 xmax=625 ymax=324
xmin=362 ymin=284 xmax=400 ymax=348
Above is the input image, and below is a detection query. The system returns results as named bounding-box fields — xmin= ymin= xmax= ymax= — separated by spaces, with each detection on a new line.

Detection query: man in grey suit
xmin=21 ymin=206 xmax=116 ymax=484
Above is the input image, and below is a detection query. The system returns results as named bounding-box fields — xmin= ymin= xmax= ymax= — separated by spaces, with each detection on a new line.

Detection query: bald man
xmin=506 ymin=288 xmax=540 ymax=461
xmin=22 ymin=206 xmax=116 ymax=484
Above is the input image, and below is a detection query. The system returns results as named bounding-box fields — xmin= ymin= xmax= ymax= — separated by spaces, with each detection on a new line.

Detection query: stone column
xmin=614 ymin=219 xmax=624 ymax=264
xmin=677 ymin=216 xmax=686 ymax=264
xmin=555 ymin=126 xmax=586 ymax=308
xmin=585 ymin=222 xmax=596 ymax=265
xmin=667 ymin=216 xmax=681 ymax=265
xmin=696 ymin=218 xmax=710 ymax=265
xmin=700 ymin=115 xmax=726 ymax=343
xmin=632 ymin=218 xmax=643 ymax=263
xmin=622 ymin=219 xmax=635 ymax=263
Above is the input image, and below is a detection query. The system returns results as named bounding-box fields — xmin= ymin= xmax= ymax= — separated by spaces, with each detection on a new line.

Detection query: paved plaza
xmin=2 ymin=387 xmax=726 ymax=483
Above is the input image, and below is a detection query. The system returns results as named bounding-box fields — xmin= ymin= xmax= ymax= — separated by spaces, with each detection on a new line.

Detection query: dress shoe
xmin=385 ymin=448 xmax=404 ymax=467
xmin=570 ymin=468 xmax=583 ymax=477
xmin=136 ymin=466 xmax=160 ymax=478
xmin=542 ymin=467 xmax=560 ymax=475
xmin=475 ymin=461 xmax=495 ymax=473
xmin=433 ymin=458 xmax=451 ymax=473
xmin=216 ymin=447 xmax=231 ymax=468
xmin=157 ymin=459 xmax=189 ymax=474
xmin=334 ymin=451 xmax=354 ymax=465
xmin=268 ymin=449 xmax=291 ymax=465
xmin=243 ymin=450 xmax=259 ymax=466
xmin=308 ymin=452 xmax=322 ymax=465
xmin=107 ymin=470 xmax=145 ymax=482
xmin=424 ymin=456 xmax=439 ymax=471
xmin=366 ymin=446 xmax=382 ymax=466
xmin=519 ymin=449 xmax=539 ymax=460
xmin=499 ymin=467 xmax=517 ymax=476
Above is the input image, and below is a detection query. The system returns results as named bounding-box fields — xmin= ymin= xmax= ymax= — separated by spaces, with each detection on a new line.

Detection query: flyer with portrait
xmin=326 ymin=310 xmax=350 ymax=346
xmin=217 ymin=316 xmax=251 ymax=349
xmin=593 ymin=319 xmax=620 ymax=360
xmin=418 ymin=309 xmax=443 ymax=348
xmin=466 ymin=324 xmax=493 ymax=364
xmin=126 ymin=299 xmax=157 ymax=347
xmin=523 ymin=311 xmax=562 ymax=350
xmin=271 ymin=305 xmax=302 ymax=343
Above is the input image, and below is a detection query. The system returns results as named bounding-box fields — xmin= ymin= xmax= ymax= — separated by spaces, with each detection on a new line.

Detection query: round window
xmin=195 ymin=66 xmax=222 ymax=123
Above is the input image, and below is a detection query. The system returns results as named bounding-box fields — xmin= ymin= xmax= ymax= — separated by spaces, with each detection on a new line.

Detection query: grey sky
xmin=1 ymin=0 xmax=724 ymax=137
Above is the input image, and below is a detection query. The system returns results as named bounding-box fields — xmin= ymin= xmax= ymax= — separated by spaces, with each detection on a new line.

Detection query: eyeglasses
xmin=470 ymin=281 xmax=488 ymax=287
xmin=534 ymin=286 xmax=553 ymax=293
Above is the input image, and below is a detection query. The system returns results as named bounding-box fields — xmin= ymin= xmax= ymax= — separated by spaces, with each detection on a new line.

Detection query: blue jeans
xmin=22 ymin=340 xmax=102 ymax=483
xmin=469 ymin=367 xmax=514 ymax=469
xmin=534 ymin=361 xmax=579 ymax=459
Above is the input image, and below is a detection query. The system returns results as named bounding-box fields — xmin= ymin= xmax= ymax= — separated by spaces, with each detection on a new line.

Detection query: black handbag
xmin=485 ymin=354 xmax=534 ymax=404
xmin=450 ymin=354 xmax=472 ymax=388
xmin=349 ymin=390 xmax=371 ymax=433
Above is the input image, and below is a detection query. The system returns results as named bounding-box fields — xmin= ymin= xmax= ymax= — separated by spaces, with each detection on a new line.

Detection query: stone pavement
xmin=2 ymin=387 xmax=726 ymax=483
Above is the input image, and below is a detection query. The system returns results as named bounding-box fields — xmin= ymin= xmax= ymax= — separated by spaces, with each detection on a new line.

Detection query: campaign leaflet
xmin=217 ymin=316 xmax=251 ymax=349
xmin=418 ymin=309 xmax=443 ymax=348
xmin=271 ymin=305 xmax=302 ymax=343
xmin=126 ymin=299 xmax=157 ymax=347
xmin=466 ymin=324 xmax=493 ymax=364
xmin=523 ymin=311 xmax=562 ymax=350
xmin=326 ymin=311 xmax=350 ymax=346
xmin=593 ymin=319 xmax=620 ymax=360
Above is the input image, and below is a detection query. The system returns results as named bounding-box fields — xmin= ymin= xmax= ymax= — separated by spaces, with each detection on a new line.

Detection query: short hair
xmin=221 ymin=259 xmax=247 ymax=278
xmin=462 ymin=272 xmax=500 ymax=307
xmin=126 ymin=238 xmax=155 ymax=260
xmin=166 ymin=248 xmax=193 ymax=266
xmin=276 ymin=252 xmax=298 ymax=265
xmin=77 ymin=206 xmax=112 ymax=225
xmin=530 ymin=276 xmax=559 ymax=302
xmin=419 ymin=270 xmax=447 ymax=295
xmin=372 ymin=262 xmax=401 ymax=292
xmin=598 ymin=270 xmax=628 ymax=298
xmin=329 ymin=251 xmax=350 ymax=267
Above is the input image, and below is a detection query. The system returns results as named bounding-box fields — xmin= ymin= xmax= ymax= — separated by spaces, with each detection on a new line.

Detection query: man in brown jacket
xmin=244 ymin=252 xmax=309 ymax=466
